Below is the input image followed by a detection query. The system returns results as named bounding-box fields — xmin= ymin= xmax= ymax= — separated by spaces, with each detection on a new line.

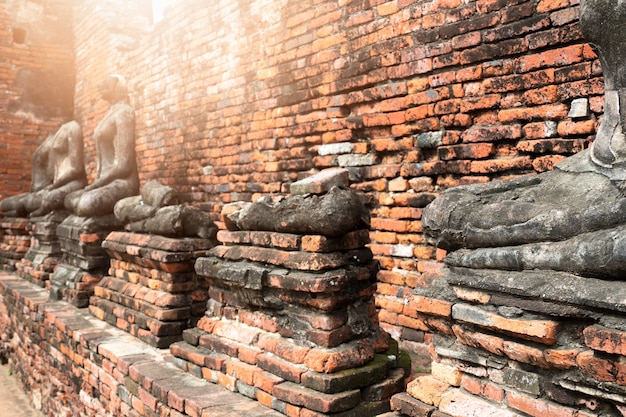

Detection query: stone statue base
xmin=172 ymin=174 xmax=408 ymax=416
xmin=16 ymin=211 xmax=68 ymax=288
xmin=398 ymin=265 xmax=626 ymax=416
xmin=0 ymin=217 xmax=31 ymax=271
xmin=89 ymin=231 xmax=216 ymax=348
xmin=49 ymin=214 xmax=122 ymax=308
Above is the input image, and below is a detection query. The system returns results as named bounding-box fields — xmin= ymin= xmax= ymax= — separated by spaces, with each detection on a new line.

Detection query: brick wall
xmin=2 ymin=0 xmax=602 ymax=356
xmin=117 ymin=0 xmax=599 ymax=353
xmin=0 ymin=0 xmax=75 ymax=199
xmin=0 ymin=274 xmax=280 ymax=417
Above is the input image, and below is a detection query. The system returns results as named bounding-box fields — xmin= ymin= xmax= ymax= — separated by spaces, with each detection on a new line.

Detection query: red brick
xmin=406 ymin=294 xmax=452 ymax=317
xmin=583 ymin=324 xmax=626 ymax=355
xmin=439 ymin=389 xmax=523 ymax=417
xmin=507 ymin=391 xmax=577 ymax=417
xmin=452 ymin=304 xmax=561 ymax=344
xmin=503 ymin=340 xmax=550 ymax=368
xmin=257 ymin=335 xmax=311 ymax=364
xmin=406 ymin=375 xmax=450 ymax=407
xmin=543 ymin=348 xmax=580 ymax=369
xmin=256 ymin=353 xmax=306 ymax=383
xmin=225 ymin=360 xmax=261 ymax=386
xmin=303 ymin=340 xmax=375 ymax=373
xmin=453 ymin=325 xmax=505 ymax=356
xmin=273 ymin=381 xmax=360 ymax=414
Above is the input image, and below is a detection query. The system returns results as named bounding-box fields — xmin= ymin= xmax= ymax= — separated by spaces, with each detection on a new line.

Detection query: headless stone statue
xmin=0 ymin=134 xmax=54 ymax=217
xmin=422 ymin=1 xmax=626 ymax=279
xmin=26 ymin=121 xmax=87 ymax=217
xmin=65 ymin=75 xmax=139 ymax=217
xmin=0 ymin=121 xmax=86 ymax=217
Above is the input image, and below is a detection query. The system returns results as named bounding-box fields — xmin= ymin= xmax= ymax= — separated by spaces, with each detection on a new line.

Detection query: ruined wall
xmin=74 ymin=0 xmax=598 ymax=354
xmin=0 ymin=0 xmax=602 ymax=355
xmin=0 ymin=0 xmax=75 ymax=199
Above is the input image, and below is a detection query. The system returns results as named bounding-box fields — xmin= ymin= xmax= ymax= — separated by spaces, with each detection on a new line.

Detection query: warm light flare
xmin=151 ymin=0 xmax=177 ymax=22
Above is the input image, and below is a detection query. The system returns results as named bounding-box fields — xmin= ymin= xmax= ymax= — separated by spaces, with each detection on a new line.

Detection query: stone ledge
xmin=0 ymin=272 xmax=283 ymax=417
xmin=445 ymin=267 xmax=626 ymax=314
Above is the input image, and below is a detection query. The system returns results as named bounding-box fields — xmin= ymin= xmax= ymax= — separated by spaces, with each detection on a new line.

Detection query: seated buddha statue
xmin=422 ymin=0 xmax=626 ymax=280
xmin=0 ymin=121 xmax=86 ymax=217
xmin=64 ymin=75 xmax=139 ymax=217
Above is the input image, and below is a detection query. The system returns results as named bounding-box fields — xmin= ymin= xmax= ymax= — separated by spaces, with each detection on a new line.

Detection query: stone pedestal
xmin=89 ymin=231 xmax=216 ymax=348
xmin=50 ymin=214 xmax=120 ymax=308
xmin=172 ymin=228 xmax=408 ymax=417
xmin=0 ymin=217 xmax=31 ymax=271
xmin=390 ymin=266 xmax=626 ymax=417
xmin=16 ymin=211 xmax=67 ymax=288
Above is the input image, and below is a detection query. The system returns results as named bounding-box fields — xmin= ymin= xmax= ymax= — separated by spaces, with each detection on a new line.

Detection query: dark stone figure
xmin=0 ymin=134 xmax=54 ymax=217
xmin=0 ymin=121 xmax=86 ymax=217
xmin=113 ymin=180 xmax=217 ymax=239
xmin=580 ymin=0 xmax=626 ymax=167
xmin=65 ymin=75 xmax=139 ymax=217
xmin=422 ymin=1 xmax=626 ymax=279
xmin=26 ymin=121 xmax=87 ymax=216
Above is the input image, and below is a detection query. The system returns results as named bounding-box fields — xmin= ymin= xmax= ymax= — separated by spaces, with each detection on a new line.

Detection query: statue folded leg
xmin=423 ymin=166 xmax=626 ymax=251
xmin=65 ymin=179 xmax=137 ymax=218
xmin=25 ymin=179 xmax=87 ymax=217
xmin=446 ymin=223 xmax=626 ymax=280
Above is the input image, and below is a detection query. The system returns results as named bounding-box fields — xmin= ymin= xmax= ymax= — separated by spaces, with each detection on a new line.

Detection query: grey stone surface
xmin=445 ymin=267 xmax=626 ymax=314
xmin=580 ymin=0 xmax=626 ymax=166
xmin=415 ymin=131 xmax=443 ymax=149
xmin=337 ymin=153 xmax=378 ymax=167
xmin=423 ymin=165 xmax=626 ymax=252
xmin=318 ymin=143 xmax=353 ymax=156
xmin=65 ymin=75 xmax=139 ymax=217
xmin=568 ymin=98 xmax=589 ymax=118
xmin=227 ymin=186 xmax=369 ymax=237
xmin=422 ymin=151 xmax=626 ymax=278
xmin=1 ymin=121 xmax=86 ymax=217
xmin=289 ymin=168 xmax=350 ymax=195
xmin=502 ymin=368 xmax=542 ymax=396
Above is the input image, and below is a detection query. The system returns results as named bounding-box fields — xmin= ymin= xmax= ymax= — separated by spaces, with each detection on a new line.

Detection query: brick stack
xmin=89 ymin=231 xmax=216 ymax=348
xmin=0 ymin=217 xmax=31 ymax=271
xmin=0 ymin=273 xmax=283 ymax=417
xmin=16 ymin=212 xmax=67 ymax=288
xmin=386 ymin=266 xmax=626 ymax=417
xmin=171 ymin=171 xmax=408 ymax=417
xmin=50 ymin=215 xmax=121 ymax=308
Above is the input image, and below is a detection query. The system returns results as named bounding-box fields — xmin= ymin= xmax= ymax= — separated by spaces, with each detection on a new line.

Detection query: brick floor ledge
xmin=0 ymin=272 xmax=282 ymax=417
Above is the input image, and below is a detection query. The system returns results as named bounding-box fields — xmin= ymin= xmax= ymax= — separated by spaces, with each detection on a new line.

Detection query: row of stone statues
xmin=0 ymin=74 xmax=138 ymax=219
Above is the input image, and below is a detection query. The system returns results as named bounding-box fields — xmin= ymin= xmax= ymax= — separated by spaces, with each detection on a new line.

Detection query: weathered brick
xmin=407 ymin=375 xmax=451 ymax=407
xmin=439 ymin=389 xmax=524 ymax=417
xmin=452 ymin=304 xmax=561 ymax=344
xmin=273 ymin=381 xmax=360 ymax=413
xmin=583 ymin=324 xmax=626 ymax=355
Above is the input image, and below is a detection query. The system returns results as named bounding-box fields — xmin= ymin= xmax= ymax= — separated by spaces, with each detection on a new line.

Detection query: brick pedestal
xmin=172 ymin=227 xmax=409 ymax=416
xmin=89 ymin=231 xmax=216 ymax=348
xmin=49 ymin=214 xmax=121 ymax=308
xmin=0 ymin=217 xmax=31 ymax=271
xmin=391 ymin=266 xmax=626 ymax=417
xmin=16 ymin=211 xmax=67 ymax=288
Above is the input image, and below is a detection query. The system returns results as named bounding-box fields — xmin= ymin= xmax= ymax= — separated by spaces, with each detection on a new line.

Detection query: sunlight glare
xmin=152 ymin=0 xmax=177 ymax=23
